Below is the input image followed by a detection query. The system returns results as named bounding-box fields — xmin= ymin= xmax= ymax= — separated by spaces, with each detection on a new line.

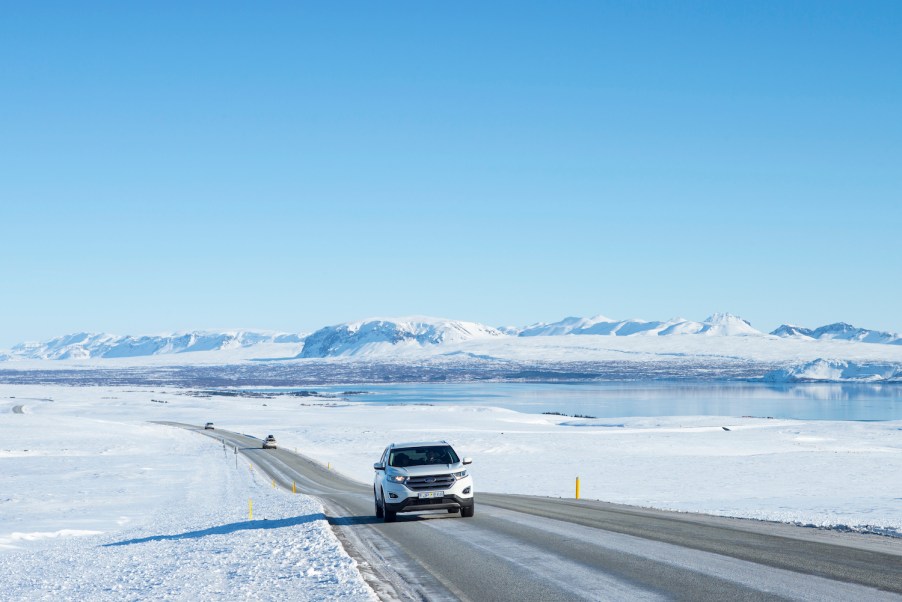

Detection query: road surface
xmin=161 ymin=423 xmax=902 ymax=601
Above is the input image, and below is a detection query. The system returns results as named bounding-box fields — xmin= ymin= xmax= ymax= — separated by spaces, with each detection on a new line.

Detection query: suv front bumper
xmin=385 ymin=492 xmax=475 ymax=514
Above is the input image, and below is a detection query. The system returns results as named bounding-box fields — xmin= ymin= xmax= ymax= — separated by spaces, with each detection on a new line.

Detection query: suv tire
xmin=461 ymin=503 xmax=475 ymax=518
xmin=374 ymin=488 xmax=384 ymax=519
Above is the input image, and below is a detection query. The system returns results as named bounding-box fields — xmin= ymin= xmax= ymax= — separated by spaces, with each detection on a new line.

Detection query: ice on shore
xmin=765 ymin=359 xmax=902 ymax=383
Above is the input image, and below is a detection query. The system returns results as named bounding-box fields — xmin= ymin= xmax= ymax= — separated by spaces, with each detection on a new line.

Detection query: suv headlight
xmin=387 ymin=474 xmax=407 ymax=484
xmin=452 ymin=470 xmax=468 ymax=480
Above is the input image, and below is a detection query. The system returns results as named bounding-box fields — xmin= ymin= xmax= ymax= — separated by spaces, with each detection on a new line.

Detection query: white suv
xmin=373 ymin=441 xmax=474 ymax=522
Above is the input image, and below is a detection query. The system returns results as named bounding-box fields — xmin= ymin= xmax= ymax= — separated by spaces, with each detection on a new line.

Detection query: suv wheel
xmin=374 ymin=488 xmax=384 ymax=519
xmin=461 ymin=503 xmax=475 ymax=518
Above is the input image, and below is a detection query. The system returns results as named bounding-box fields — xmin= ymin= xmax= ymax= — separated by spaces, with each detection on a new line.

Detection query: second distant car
xmin=204 ymin=422 xmax=215 ymax=430
xmin=262 ymin=435 xmax=277 ymax=449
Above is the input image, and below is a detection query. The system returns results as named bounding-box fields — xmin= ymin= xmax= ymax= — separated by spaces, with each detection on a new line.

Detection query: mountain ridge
xmin=517 ymin=312 xmax=760 ymax=338
xmin=8 ymin=330 xmax=305 ymax=360
xmin=769 ymin=322 xmax=902 ymax=345
xmin=297 ymin=316 xmax=504 ymax=358
xmin=3 ymin=314 xmax=901 ymax=361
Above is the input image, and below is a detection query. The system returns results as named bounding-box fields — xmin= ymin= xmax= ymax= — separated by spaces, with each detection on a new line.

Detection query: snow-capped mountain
xmin=682 ymin=313 xmax=762 ymax=336
xmin=770 ymin=323 xmax=902 ymax=345
xmin=518 ymin=315 xmax=622 ymax=336
xmin=518 ymin=313 xmax=761 ymax=337
xmin=298 ymin=317 xmax=505 ymax=358
xmin=770 ymin=324 xmax=814 ymax=338
xmin=4 ymin=313 xmax=901 ymax=364
xmin=8 ymin=331 xmax=306 ymax=360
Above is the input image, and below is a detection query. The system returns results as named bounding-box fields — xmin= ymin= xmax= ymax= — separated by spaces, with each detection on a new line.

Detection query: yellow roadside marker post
xmin=576 ymin=477 xmax=581 ymax=500
xmin=249 ymin=498 xmax=253 ymax=520
xmin=292 ymin=482 xmax=297 ymax=494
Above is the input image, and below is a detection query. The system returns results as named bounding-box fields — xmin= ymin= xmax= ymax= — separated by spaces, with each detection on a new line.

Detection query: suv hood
xmin=395 ymin=464 xmax=463 ymax=477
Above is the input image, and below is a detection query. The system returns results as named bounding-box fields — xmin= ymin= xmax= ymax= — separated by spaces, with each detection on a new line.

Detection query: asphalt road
xmin=163 ymin=423 xmax=902 ymax=601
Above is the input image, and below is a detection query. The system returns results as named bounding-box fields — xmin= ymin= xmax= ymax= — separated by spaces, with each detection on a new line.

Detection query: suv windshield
xmin=389 ymin=445 xmax=459 ymax=468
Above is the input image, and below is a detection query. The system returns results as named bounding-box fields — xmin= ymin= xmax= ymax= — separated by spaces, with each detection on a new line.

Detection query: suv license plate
xmin=418 ymin=491 xmax=444 ymax=499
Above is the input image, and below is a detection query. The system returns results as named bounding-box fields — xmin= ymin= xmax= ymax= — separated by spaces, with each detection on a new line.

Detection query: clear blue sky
xmin=2 ymin=2 xmax=900 ymax=347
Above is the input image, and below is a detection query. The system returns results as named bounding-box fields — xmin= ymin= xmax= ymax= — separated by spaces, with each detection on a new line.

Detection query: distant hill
xmin=298 ymin=317 xmax=504 ymax=358
xmin=517 ymin=313 xmax=761 ymax=337
xmin=770 ymin=322 xmax=902 ymax=345
xmin=8 ymin=331 xmax=305 ymax=360
xmin=3 ymin=313 xmax=901 ymax=363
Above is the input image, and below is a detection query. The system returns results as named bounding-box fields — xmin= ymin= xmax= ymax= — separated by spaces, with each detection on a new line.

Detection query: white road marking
xmin=478 ymin=505 xmax=902 ymax=601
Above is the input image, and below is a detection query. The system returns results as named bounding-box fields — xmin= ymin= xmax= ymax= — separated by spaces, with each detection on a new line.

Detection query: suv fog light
xmin=463 ymin=487 xmax=471 ymax=494
xmin=389 ymin=492 xmax=398 ymax=499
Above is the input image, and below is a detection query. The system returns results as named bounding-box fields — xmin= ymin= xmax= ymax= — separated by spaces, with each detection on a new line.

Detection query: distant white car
xmin=373 ymin=441 xmax=474 ymax=522
xmin=204 ymin=422 xmax=214 ymax=430
xmin=262 ymin=435 xmax=277 ymax=449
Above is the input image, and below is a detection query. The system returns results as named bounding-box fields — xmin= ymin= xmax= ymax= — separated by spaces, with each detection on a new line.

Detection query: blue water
xmin=261 ymin=382 xmax=902 ymax=422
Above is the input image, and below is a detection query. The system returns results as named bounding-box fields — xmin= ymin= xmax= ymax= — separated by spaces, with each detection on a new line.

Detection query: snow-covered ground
xmin=2 ymin=383 xmax=900 ymax=597
xmin=0 ymin=391 xmax=374 ymax=600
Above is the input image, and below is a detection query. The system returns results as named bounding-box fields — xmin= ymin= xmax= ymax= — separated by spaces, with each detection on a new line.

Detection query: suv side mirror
xmin=373 ymin=462 xmax=385 ymax=471
xmin=462 ymin=457 xmax=473 ymax=465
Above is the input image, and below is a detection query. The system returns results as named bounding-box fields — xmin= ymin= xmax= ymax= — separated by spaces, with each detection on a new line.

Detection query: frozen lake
xmin=3 ymin=361 xmax=900 ymax=420
xmin=263 ymin=382 xmax=902 ymax=421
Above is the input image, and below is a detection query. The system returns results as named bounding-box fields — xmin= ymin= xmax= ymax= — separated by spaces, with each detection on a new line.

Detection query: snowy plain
xmin=2 ymin=382 xmax=900 ymax=600
xmin=0 ymin=390 xmax=375 ymax=601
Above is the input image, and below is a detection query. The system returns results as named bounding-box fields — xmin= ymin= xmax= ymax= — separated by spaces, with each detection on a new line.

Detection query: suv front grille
xmin=406 ymin=474 xmax=455 ymax=491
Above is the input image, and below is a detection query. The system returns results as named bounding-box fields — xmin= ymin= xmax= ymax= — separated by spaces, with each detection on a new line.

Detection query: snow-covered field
xmin=0 ymin=390 xmax=374 ymax=601
xmin=2 ymin=383 xmax=900 ymax=598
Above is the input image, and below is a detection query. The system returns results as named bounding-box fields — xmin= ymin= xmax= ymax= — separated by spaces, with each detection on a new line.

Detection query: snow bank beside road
xmin=278 ymin=404 xmax=902 ymax=538
xmin=0 ymin=408 xmax=373 ymax=601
